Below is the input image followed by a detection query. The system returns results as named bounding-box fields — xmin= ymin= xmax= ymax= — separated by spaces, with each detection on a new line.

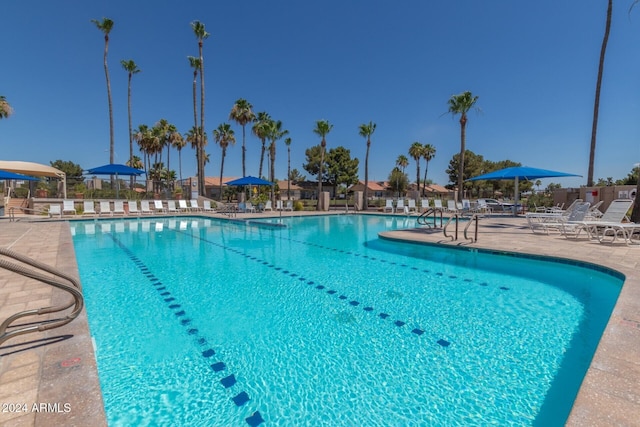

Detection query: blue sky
xmin=1 ymin=0 xmax=639 ymax=189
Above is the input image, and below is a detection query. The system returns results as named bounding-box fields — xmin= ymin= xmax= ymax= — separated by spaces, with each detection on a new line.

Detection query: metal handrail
xmin=443 ymin=214 xmax=460 ymax=241
xmin=417 ymin=208 xmax=444 ymax=228
xmin=0 ymin=248 xmax=84 ymax=346
xmin=463 ymin=213 xmax=480 ymax=243
xmin=8 ymin=206 xmax=52 ymax=222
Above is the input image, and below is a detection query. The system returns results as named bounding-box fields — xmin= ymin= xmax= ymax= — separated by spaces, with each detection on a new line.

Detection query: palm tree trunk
xmin=364 ymin=141 xmax=370 ymax=210
xmin=242 ymin=125 xmax=246 ymax=177
xmin=127 ymin=72 xmax=134 ymax=191
xmin=587 ymin=0 xmax=612 ymax=187
xmin=192 ymin=70 xmax=198 ymax=196
xmin=219 ymin=149 xmax=226 ymax=201
xmin=198 ymin=41 xmax=206 ymax=197
xmin=287 ymin=146 xmax=291 ymax=200
xmin=423 ymin=162 xmax=429 ymax=196
xmin=270 ymin=142 xmax=276 ymax=204
xmin=317 ymin=143 xmax=325 ymax=210
xmin=458 ymin=115 xmax=467 ymax=202
xmin=259 ymin=140 xmax=266 ymax=178
xmin=103 ymin=35 xmax=115 ymax=186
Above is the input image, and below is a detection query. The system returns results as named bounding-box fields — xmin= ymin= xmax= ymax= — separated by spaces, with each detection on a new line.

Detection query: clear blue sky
xmin=1 ymin=0 xmax=639 ymax=189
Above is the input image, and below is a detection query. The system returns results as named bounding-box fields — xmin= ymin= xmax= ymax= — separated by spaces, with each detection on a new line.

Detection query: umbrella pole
xmin=514 ymin=177 xmax=519 ymax=216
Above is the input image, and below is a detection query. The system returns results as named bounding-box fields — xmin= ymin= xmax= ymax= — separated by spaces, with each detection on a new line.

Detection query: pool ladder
xmin=0 ymin=248 xmax=84 ymax=346
xmin=443 ymin=213 xmax=480 ymax=243
xmin=417 ymin=208 xmax=444 ymax=228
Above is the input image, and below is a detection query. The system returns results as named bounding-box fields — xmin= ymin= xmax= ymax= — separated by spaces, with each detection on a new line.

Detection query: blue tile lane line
xmin=178 ymin=228 xmax=455 ymax=348
xmin=107 ymin=234 xmax=264 ymax=426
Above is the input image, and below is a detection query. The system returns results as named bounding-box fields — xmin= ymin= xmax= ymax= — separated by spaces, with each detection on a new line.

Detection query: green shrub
xmin=293 ymin=201 xmax=304 ymax=211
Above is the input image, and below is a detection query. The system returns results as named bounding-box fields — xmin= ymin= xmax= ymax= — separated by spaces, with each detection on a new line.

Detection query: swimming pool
xmin=71 ymin=215 xmax=622 ymax=426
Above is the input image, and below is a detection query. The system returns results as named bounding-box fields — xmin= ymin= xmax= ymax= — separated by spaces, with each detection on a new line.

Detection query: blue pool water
xmin=71 ymin=215 xmax=622 ymax=426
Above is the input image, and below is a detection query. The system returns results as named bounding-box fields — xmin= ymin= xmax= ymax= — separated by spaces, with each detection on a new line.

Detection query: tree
xmin=448 ymin=91 xmax=479 ymax=201
xmin=229 ymin=98 xmax=256 ymax=177
xmin=302 ymin=145 xmax=328 ymax=183
xmin=285 ymin=137 xmax=292 ymax=199
xmin=174 ymin=132 xmax=187 ymax=183
xmin=422 ymin=144 xmax=436 ymax=196
xmin=191 ymin=21 xmax=210 ymax=196
xmin=186 ymin=126 xmax=208 ymax=185
xmin=91 ymin=18 xmax=115 ymax=180
xmin=396 ymin=155 xmax=409 ymax=174
xmin=326 ymin=146 xmax=359 ymax=202
xmin=313 ymin=120 xmax=333 ymax=210
xmin=126 ymin=155 xmax=144 ymax=188
xmin=266 ymin=120 xmax=289 ymax=203
xmin=50 ymin=160 xmax=84 ymax=195
xmin=120 ymin=59 xmax=141 ymax=189
xmin=213 ymin=123 xmax=236 ymax=201
xmin=358 ymin=121 xmax=376 ymax=209
xmin=252 ymin=112 xmax=271 ymax=178
xmin=587 ymin=0 xmax=612 ymax=187
xmin=388 ymin=167 xmax=409 ymax=197
xmin=289 ymin=168 xmax=305 ymax=183
xmin=445 ymin=150 xmax=484 ymax=197
xmin=187 ymin=56 xmax=201 ymax=182
xmin=408 ymin=142 xmax=423 ymax=192
xmin=0 ymin=96 xmax=13 ymax=119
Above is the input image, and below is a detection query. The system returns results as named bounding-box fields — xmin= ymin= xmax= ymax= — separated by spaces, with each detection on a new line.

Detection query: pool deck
xmin=0 ymin=211 xmax=638 ymax=426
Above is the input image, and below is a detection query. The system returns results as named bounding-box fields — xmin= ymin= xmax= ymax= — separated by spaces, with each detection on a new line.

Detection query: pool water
xmin=71 ymin=215 xmax=622 ymax=426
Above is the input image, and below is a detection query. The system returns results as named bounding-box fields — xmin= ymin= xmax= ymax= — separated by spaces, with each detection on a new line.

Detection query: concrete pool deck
xmin=0 ymin=211 xmax=638 ymax=426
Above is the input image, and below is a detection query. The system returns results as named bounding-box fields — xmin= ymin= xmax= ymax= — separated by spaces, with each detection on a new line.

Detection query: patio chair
xmin=433 ymin=199 xmax=444 ymax=210
xmin=263 ymin=200 xmax=273 ymax=211
xmin=396 ymin=199 xmax=405 ymax=213
xmin=284 ymin=200 xmax=293 ymax=211
xmin=62 ymin=200 xmax=76 ymax=216
xmin=446 ymin=200 xmax=458 ymax=213
xmin=245 ymin=202 xmax=256 ymax=213
xmin=476 ymin=199 xmax=492 ymax=214
xmin=530 ymin=202 xmax=590 ymax=235
xmin=384 ymin=199 xmax=394 ymax=213
xmin=99 ymin=201 xmax=113 ymax=217
xmin=113 ymin=201 xmax=126 ymax=216
xmin=562 ymin=199 xmax=635 ymax=242
xmin=178 ymin=199 xmax=189 ymax=212
xmin=190 ymin=199 xmax=202 ymax=212
xmin=82 ymin=201 xmax=97 ymax=217
xmin=128 ymin=200 xmax=140 ymax=216
xmin=203 ymin=200 xmax=216 ymax=212
xmin=407 ymin=199 xmax=417 ymax=213
xmin=420 ymin=199 xmax=430 ymax=212
xmin=140 ymin=200 xmax=153 ymax=215
xmin=167 ymin=200 xmax=180 ymax=214
xmin=153 ymin=200 xmax=166 ymax=213
xmin=49 ymin=204 xmax=62 ymax=218
xmin=276 ymin=200 xmax=284 ymax=211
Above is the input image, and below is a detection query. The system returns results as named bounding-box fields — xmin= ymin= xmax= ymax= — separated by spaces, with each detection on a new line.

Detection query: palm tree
xmin=229 ymin=99 xmax=256 ymax=177
xmin=285 ymin=137 xmax=292 ymax=200
xmin=191 ymin=21 xmax=210 ymax=196
xmin=213 ymin=123 xmax=236 ymax=201
xmin=587 ymin=0 xmax=613 ymax=187
xmin=448 ymin=91 xmax=479 ymax=201
xmin=0 ymin=96 xmax=13 ymax=119
xmin=133 ymin=124 xmax=152 ymax=174
xmin=91 ymin=18 xmax=115 ymax=180
xmin=126 ymin=155 xmax=144 ymax=188
xmin=187 ymin=56 xmax=201 ymax=182
xmin=267 ymin=120 xmax=289 ymax=203
xmin=358 ymin=121 xmax=376 ymax=210
xmin=409 ymin=142 xmax=424 ymax=193
xmin=252 ymin=112 xmax=272 ymax=178
xmin=396 ymin=155 xmax=409 ymax=174
xmin=174 ymin=134 xmax=187 ymax=183
xmin=121 ymin=59 xmax=140 ymax=189
xmin=422 ymin=144 xmax=436 ymax=196
xmin=313 ymin=120 xmax=333 ymax=210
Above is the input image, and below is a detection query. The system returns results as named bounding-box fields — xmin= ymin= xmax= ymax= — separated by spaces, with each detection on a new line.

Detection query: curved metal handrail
xmin=417 ymin=208 xmax=444 ymax=228
xmin=463 ymin=214 xmax=480 ymax=243
xmin=8 ymin=206 xmax=52 ymax=222
xmin=443 ymin=214 xmax=459 ymax=241
xmin=0 ymin=248 xmax=84 ymax=346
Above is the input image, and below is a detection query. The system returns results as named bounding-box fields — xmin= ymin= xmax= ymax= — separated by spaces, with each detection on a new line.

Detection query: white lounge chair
xmin=128 ymin=200 xmax=140 ymax=216
xmin=245 ymin=202 xmax=256 ymax=213
xmin=284 ymin=200 xmax=293 ymax=211
xmin=99 ymin=201 xmax=113 ymax=216
xmin=446 ymin=200 xmax=458 ymax=213
xmin=276 ymin=200 xmax=284 ymax=211
xmin=203 ymin=200 xmax=216 ymax=212
xmin=62 ymin=200 xmax=76 ymax=216
xmin=420 ymin=199 xmax=430 ymax=212
xmin=395 ymin=199 xmax=405 ymax=213
xmin=407 ymin=199 xmax=417 ymax=213
xmin=476 ymin=199 xmax=492 ymax=214
xmin=167 ymin=200 xmax=180 ymax=214
xmin=530 ymin=202 xmax=590 ymax=235
xmin=384 ymin=199 xmax=394 ymax=213
xmin=178 ymin=199 xmax=189 ymax=212
xmin=263 ymin=200 xmax=273 ymax=211
xmin=49 ymin=204 xmax=62 ymax=218
xmin=154 ymin=200 xmax=166 ymax=213
xmin=190 ymin=199 xmax=202 ymax=212
xmin=562 ymin=199 xmax=635 ymax=242
xmin=433 ymin=199 xmax=443 ymax=210
xmin=83 ymin=201 xmax=97 ymax=216
xmin=113 ymin=201 xmax=126 ymax=216
xmin=140 ymin=200 xmax=153 ymax=215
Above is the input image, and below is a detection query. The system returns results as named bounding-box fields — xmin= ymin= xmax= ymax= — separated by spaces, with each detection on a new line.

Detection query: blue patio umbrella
xmin=86 ymin=163 xmax=146 ymax=197
xmin=467 ymin=166 xmax=581 ymax=214
xmin=0 ymin=170 xmax=40 ymax=181
xmin=224 ymin=176 xmax=274 ymax=186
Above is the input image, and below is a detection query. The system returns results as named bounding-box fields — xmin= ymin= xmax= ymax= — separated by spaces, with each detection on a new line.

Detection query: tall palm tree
xmin=91 ymin=17 xmax=115 ymax=181
xmin=133 ymin=124 xmax=152 ymax=174
xmin=422 ymin=143 xmax=436 ymax=196
xmin=252 ymin=112 xmax=272 ymax=178
xmin=187 ymin=56 xmax=201 ymax=183
xmin=313 ymin=120 xmax=333 ymax=210
xmin=587 ymin=0 xmax=613 ymax=187
xmin=229 ymin=98 xmax=256 ymax=177
xmin=121 ymin=59 xmax=140 ymax=189
xmin=186 ymin=126 xmax=208 ymax=190
xmin=191 ymin=21 xmax=210 ymax=196
xmin=285 ymin=137 xmax=292 ymax=200
xmin=213 ymin=123 xmax=236 ymax=201
xmin=448 ymin=91 xmax=479 ymax=201
xmin=126 ymin=155 xmax=144 ymax=188
xmin=396 ymin=155 xmax=409 ymax=174
xmin=409 ymin=142 xmax=424 ymax=193
xmin=267 ymin=120 xmax=289 ymax=204
xmin=0 ymin=95 xmax=13 ymax=119
xmin=358 ymin=121 xmax=376 ymax=210
xmin=174 ymin=134 xmax=187 ymax=183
